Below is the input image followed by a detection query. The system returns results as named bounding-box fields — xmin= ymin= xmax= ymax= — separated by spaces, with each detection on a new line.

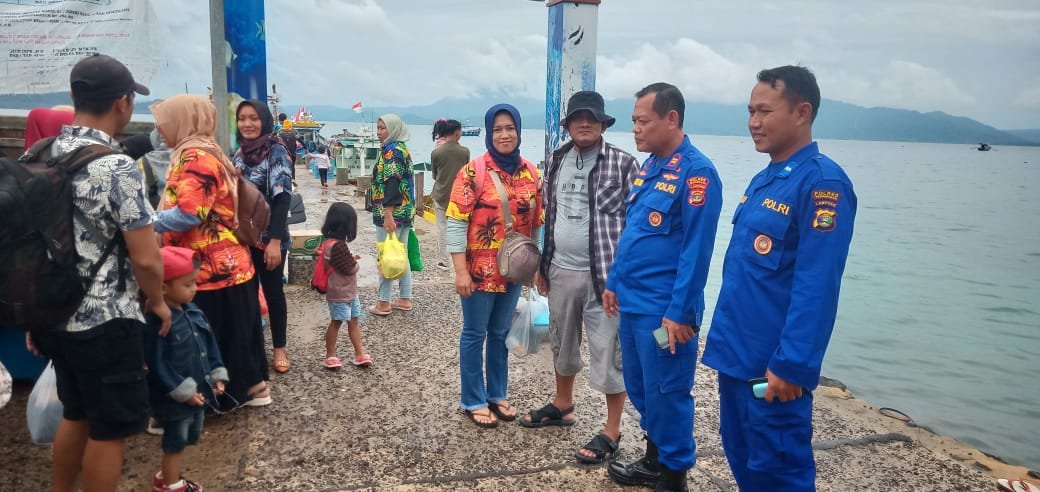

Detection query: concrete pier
xmin=0 ymin=163 xmax=1028 ymax=491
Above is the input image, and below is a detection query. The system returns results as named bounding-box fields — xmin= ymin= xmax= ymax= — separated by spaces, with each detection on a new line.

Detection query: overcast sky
xmin=149 ymin=0 xmax=1040 ymax=129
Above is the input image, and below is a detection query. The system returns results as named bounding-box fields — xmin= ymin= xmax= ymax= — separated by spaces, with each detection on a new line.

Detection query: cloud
xmin=824 ymin=60 xmax=977 ymax=113
xmin=596 ymin=38 xmax=749 ymax=104
xmin=1014 ymin=85 xmax=1040 ymax=110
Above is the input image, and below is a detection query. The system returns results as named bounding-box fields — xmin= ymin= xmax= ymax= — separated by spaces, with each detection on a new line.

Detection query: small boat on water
xmin=461 ymin=125 xmax=481 ymax=137
xmin=977 ymin=143 xmax=991 ymax=151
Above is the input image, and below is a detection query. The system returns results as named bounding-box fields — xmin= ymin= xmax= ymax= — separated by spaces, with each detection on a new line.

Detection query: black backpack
xmin=0 ymin=137 xmax=122 ymax=333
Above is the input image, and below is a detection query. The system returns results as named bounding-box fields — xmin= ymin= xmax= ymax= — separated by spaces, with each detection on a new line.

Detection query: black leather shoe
xmin=607 ymin=436 xmax=660 ymax=487
xmin=654 ymin=466 xmax=689 ymax=492
xmin=608 ymin=458 xmax=661 ymax=487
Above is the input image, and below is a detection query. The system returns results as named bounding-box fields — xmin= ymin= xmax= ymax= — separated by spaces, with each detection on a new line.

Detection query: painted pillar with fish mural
xmin=544 ymin=0 xmax=600 ymax=166
xmin=223 ymin=0 xmax=268 ymax=149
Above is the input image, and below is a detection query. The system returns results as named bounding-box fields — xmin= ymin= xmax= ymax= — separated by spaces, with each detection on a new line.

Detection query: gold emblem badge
xmin=648 ymin=211 xmax=663 ymax=227
xmin=754 ymin=234 xmax=772 ymax=255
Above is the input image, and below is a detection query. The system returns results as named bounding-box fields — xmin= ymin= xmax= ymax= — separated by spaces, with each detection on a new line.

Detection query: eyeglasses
xmin=204 ymin=392 xmax=242 ymax=415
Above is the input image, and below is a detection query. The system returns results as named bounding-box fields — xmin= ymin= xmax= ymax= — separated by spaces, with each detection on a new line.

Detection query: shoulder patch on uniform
xmin=687 ymin=177 xmax=708 ymax=207
xmin=665 ymin=153 xmax=682 ymax=170
xmin=813 ymin=208 xmax=836 ymax=231
xmin=813 ymin=190 xmax=840 ymax=208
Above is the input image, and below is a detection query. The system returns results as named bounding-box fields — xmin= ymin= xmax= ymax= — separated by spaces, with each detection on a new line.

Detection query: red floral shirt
xmin=161 ymin=149 xmax=255 ymax=291
xmin=446 ymin=152 xmax=543 ymax=292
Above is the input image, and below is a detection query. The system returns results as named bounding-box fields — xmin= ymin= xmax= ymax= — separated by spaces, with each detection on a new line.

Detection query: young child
xmin=144 ymin=247 xmax=228 ymax=492
xmin=321 ymin=202 xmax=372 ymax=369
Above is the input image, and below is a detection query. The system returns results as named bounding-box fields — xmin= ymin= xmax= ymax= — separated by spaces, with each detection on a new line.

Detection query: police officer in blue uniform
xmin=702 ymin=66 xmax=857 ymax=491
xmin=603 ymin=83 xmax=722 ymax=492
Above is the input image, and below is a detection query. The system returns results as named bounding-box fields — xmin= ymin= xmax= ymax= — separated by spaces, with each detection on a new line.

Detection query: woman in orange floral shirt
xmin=445 ymin=104 xmax=543 ymax=428
xmin=151 ymin=95 xmax=269 ymax=411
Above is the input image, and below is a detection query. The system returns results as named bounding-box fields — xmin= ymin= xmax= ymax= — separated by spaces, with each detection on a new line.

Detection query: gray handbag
xmin=487 ymin=170 xmax=540 ymax=286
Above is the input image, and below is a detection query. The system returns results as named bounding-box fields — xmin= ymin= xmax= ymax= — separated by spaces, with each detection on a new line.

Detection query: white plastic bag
xmin=26 ymin=362 xmax=63 ymax=445
xmin=506 ymin=291 xmax=541 ymax=357
xmin=509 ymin=293 xmax=540 ymax=355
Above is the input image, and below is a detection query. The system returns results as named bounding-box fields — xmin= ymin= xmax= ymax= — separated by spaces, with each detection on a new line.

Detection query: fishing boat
xmin=331 ymin=131 xmax=381 ymax=184
xmin=461 ymin=125 xmax=481 ymax=136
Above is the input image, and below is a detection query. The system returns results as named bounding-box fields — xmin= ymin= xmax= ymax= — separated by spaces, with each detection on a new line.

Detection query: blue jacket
xmin=702 ymin=142 xmax=857 ymax=390
xmin=143 ymin=303 xmax=227 ymax=419
xmin=606 ymin=135 xmax=723 ymax=326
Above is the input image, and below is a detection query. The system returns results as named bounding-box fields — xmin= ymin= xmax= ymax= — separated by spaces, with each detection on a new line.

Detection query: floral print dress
xmin=446 ymin=152 xmax=543 ymax=293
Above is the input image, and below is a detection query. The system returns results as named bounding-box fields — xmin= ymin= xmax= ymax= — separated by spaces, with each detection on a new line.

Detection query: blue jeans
xmin=159 ymin=408 xmax=204 ymax=454
xmin=458 ymin=284 xmax=522 ymax=411
xmin=374 ymin=225 xmax=413 ymax=302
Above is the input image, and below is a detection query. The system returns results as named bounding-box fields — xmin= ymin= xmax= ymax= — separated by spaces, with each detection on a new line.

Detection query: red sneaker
xmin=163 ymin=479 xmax=202 ymax=492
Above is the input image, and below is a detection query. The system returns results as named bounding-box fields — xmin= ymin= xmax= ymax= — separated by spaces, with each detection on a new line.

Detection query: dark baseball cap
xmin=70 ymin=53 xmax=150 ymax=101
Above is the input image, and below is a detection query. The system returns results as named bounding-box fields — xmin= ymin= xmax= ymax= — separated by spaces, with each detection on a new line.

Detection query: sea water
xmin=325 ymin=121 xmax=1039 ymax=468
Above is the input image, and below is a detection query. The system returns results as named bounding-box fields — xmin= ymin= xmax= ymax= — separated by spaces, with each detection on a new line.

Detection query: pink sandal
xmin=323 ymin=357 xmax=342 ymax=369
xmin=352 ymin=354 xmax=373 ymax=367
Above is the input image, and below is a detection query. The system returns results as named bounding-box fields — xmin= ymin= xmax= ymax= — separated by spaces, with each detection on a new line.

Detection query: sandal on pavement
xmin=352 ymin=354 xmax=373 ymax=367
xmin=323 ymin=357 xmax=343 ymax=369
xmin=273 ymin=349 xmax=291 ymax=373
xmin=368 ymin=304 xmax=392 ymax=316
xmin=487 ymin=400 xmax=517 ymax=422
xmin=463 ymin=407 xmax=498 ymax=429
xmin=391 ymin=300 xmax=413 ymax=312
xmin=518 ymin=402 xmax=576 ymax=428
xmin=244 ymin=385 xmax=272 ymax=407
xmin=998 ymin=479 xmax=1040 ymax=492
xmin=575 ymin=432 xmax=621 ymax=465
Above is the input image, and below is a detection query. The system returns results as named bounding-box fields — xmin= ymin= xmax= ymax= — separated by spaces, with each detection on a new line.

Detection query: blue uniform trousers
xmin=718 ymin=372 xmax=816 ymax=491
xmin=618 ymin=313 xmax=696 ymax=472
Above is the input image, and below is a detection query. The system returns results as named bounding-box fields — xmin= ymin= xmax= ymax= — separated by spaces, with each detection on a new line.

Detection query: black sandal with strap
xmin=518 ymin=402 xmax=576 ymax=428
xmin=575 ymin=432 xmax=621 ymax=465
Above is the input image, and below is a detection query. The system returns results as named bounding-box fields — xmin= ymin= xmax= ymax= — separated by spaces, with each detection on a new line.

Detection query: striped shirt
xmin=540 ymin=139 xmax=639 ymax=302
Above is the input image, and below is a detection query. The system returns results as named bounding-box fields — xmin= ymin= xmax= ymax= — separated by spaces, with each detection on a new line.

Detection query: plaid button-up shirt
xmin=540 ymin=139 xmax=639 ymax=301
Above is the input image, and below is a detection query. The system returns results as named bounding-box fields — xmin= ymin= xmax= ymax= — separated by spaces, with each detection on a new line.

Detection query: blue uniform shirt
xmin=606 ymin=135 xmax=723 ymax=327
xmin=703 ymin=142 xmax=856 ymax=390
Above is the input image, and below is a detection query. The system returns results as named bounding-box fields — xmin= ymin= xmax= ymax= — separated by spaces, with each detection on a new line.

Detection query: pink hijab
xmin=23 ymin=108 xmax=74 ymax=151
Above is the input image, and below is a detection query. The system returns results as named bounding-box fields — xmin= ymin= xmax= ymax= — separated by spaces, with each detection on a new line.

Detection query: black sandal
xmin=518 ymin=402 xmax=576 ymax=428
xmin=575 ymin=433 xmax=621 ymax=464
xmin=487 ymin=400 xmax=518 ymax=422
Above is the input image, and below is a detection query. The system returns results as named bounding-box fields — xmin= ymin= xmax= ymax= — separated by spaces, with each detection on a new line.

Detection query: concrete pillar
xmin=543 ymin=0 xmax=600 ymax=166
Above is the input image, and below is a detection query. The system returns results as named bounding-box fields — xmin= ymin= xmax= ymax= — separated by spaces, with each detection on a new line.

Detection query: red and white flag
xmin=351 ymin=101 xmax=363 ymax=113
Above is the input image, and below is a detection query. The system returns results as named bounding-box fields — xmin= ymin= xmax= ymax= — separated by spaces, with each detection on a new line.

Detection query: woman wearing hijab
xmin=151 ymin=94 xmax=269 ymax=409
xmin=445 ymin=104 xmax=543 ymax=428
xmin=233 ymin=100 xmax=296 ymax=375
xmin=23 ymin=106 xmax=74 ymax=151
xmin=369 ymin=113 xmax=416 ymax=316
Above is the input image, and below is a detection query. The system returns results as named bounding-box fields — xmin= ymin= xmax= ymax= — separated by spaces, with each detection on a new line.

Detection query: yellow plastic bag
xmin=377 ymin=233 xmax=409 ymax=280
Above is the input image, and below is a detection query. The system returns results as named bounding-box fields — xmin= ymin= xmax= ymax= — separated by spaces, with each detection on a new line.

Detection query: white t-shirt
xmin=309 ymin=152 xmax=330 ymax=169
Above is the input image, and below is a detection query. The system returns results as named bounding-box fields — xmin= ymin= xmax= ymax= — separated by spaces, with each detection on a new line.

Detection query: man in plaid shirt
xmin=520 ymin=91 xmax=639 ymax=466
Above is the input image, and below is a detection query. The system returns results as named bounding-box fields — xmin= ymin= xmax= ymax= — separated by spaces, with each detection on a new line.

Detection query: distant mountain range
xmin=2 ymin=92 xmax=1036 ymax=146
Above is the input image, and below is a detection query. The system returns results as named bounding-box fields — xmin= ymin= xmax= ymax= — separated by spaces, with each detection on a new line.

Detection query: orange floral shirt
xmin=446 ymin=152 xmax=543 ymax=293
xmin=161 ymin=149 xmax=255 ymax=290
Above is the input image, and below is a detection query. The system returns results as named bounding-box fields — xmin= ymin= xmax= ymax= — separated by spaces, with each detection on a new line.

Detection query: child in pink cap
xmin=143 ymin=246 xmax=228 ymax=492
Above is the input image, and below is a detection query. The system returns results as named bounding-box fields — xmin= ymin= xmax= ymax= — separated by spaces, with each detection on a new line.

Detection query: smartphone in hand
xmin=748 ymin=377 xmax=768 ymax=399
xmin=652 ymin=326 xmax=669 ymax=350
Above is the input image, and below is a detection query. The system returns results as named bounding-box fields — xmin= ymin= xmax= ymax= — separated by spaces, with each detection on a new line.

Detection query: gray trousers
xmin=547 ymin=265 xmax=625 ymax=394
xmin=434 ymin=204 xmax=452 ymax=266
